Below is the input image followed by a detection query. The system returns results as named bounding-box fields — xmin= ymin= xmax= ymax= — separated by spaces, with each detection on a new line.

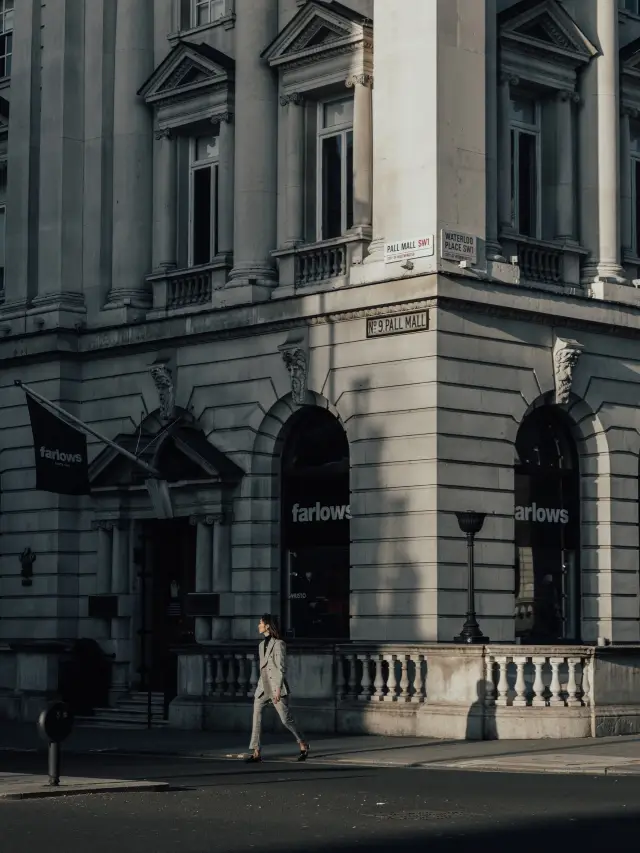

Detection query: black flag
xmin=26 ymin=393 xmax=90 ymax=495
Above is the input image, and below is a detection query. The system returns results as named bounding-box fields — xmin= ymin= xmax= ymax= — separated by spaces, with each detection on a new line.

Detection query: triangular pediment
xmin=262 ymin=1 xmax=372 ymax=67
xmin=500 ymin=0 xmax=597 ymax=64
xmin=138 ymin=41 xmax=234 ymax=104
xmin=90 ymin=418 xmax=244 ymax=490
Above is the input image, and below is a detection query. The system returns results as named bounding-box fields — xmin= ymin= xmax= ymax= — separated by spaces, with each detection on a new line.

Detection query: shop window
xmin=281 ymin=408 xmax=350 ymax=640
xmin=189 ymin=134 xmax=219 ymax=266
xmin=509 ymin=95 xmax=541 ymax=238
xmin=514 ymin=406 xmax=580 ymax=642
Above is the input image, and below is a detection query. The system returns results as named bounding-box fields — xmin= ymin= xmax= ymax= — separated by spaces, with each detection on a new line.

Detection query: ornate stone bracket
xmin=280 ymin=93 xmax=305 ymax=107
xmin=553 ymin=337 xmax=583 ymax=405
xmin=149 ymin=357 xmax=176 ymax=423
xmin=346 ymin=73 xmax=373 ymax=89
xmin=278 ymin=336 xmax=309 ymax=406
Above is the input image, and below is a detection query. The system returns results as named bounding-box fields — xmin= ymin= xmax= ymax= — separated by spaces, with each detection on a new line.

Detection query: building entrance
xmin=514 ymin=406 xmax=580 ymax=641
xmin=281 ymin=408 xmax=350 ymax=640
xmin=140 ymin=519 xmax=197 ymax=696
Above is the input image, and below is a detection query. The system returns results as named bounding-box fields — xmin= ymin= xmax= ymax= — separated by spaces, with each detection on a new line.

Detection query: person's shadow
xmin=466 ymin=678 xmax=496 ymax=740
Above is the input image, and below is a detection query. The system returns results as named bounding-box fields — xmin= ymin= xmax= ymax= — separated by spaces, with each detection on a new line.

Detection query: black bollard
xmin=37 ymin=702 xmax=74 ymax=788
xmin=48 ymin=741 xmax=61 ymax=786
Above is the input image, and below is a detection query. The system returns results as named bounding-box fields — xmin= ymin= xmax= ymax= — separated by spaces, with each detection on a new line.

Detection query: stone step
xmin=116 ymin=701 xmax=165 ymax=713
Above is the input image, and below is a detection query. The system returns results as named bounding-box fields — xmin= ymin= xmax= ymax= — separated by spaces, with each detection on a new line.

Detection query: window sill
xmin=0 ymin=77 xmax=10 ymax=91
xmin=168 ymin=14 xmax=236 ymax=43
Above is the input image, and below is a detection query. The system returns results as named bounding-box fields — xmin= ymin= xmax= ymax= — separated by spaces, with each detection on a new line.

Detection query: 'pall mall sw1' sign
xmin=384 ymin=236 xmax=434 ymax=264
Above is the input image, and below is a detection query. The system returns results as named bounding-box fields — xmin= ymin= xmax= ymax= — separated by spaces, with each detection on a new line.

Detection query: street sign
xmin=366 ymin=310 xmax=429 ymax=338
xmin=384 ymin=236 xmax=434 ymax=264
xmin=441 ymin=230 xmax=477 ymax=264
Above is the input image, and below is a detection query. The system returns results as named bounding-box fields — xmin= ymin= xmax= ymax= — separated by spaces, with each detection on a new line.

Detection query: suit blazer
xmin=255 ymin=638 xmax=289 ymax=699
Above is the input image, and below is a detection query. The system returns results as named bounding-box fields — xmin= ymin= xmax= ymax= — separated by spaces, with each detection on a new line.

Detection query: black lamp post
xmin=454 ymin=511 xmax=489 ymax=644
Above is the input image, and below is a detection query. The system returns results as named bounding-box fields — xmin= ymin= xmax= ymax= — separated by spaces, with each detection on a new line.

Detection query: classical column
xmin=621 ymin=107 xmax=634 ymax=257
xmin=106 ymin=0 xmax=154 ymax=309
xmin=191 ymin=516 xmax=214 ymax=643
xmin=211 ymin=513 xmax=232 ymax=640
xmin=579 ymin=0 xmax=625 ymax=282
xmin=346 ymin=74 xmax=373 ymax=231
xmin=485 ymin=0 xmax=502 ymax=259
xmin=217 ymin=113 xmax=235 ymax=256
xmin=94 ymin=521 xmax=114 ymax=595
xmin=556 ymin=91 xmax=579 ymax=242
xmin=227 ymin=0 xmax=278 ymax=295
xmin=281 ymin=93 xmax=305 ymax=247
xmin=498 ymin=74 xmax=517 ymax=234
xmin=152 ymin=129 xmax=177 ymax=271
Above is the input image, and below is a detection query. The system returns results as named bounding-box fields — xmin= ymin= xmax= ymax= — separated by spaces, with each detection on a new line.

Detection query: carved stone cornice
xmin=280 ymin=92 xmax=305 ymax=107
xmin=553 ymin=337 xmax=583 ymax=405
xmin=346 ymin=73 xmax=373 ymax=89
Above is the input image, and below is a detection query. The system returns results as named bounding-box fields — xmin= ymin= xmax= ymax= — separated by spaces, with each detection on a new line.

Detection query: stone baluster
xmin=581 ymin=656 xmax=592 ymax=705
xmin=248 ymin=653 xmax=259 ymax=698
xmin=335 ymin=654 xmax=346 ymax=700
xmin=549 ymin=657 xmax=564 ymax=706
xmin=495 ymin=656 xmax=509 ymax=706
xmin=225 ymin=656 xmax=236 ymax=697
xmin=373 ymin=655 xmax=385 ymax=700
xmin=531 ymin=656 xmax=546 ymax=707
xmin=384 ymin=655 xmax=398 ymax=702
xmin=347 ymin=654 xmax=358 ymax=700
xmin=358 ymin=654 xmax=372 ymax=701
xmin=411 ymin=655 xmax=426 ymax=703
xmin=566 ymin=657 xmax=581 ymax=707
xmin=236 ymin=654 xmax=248 ymax=697
xmin=399 ymin=656 xmax=410 ymax=703
xmin=512 ymin=656 xmax=528 ymax=707
xmin=204 ymin=655 xmax=214 ymax=696
xmin=485 ymin=659 xmax=496 ymax=706
xmin=215 ymin=653 xmax=225 ymax=696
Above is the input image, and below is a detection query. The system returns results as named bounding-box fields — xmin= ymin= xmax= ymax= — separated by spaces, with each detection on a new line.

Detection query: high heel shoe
xmin=244 ymin=752 xmax=262 ymax=763
xmin=297 ymin=744 xmax=310 ymax=762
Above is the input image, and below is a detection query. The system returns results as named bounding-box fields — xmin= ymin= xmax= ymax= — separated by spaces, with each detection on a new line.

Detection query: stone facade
xmin=2 ymin=0 xmax=640 ymax=729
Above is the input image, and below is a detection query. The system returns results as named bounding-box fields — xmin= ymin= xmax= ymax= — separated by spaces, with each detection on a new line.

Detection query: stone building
xmin=2 ymin=0 xmax=640 ymax=738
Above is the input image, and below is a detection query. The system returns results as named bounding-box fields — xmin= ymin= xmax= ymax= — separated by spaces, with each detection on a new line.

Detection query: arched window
xmin=514 ymin=406 xmax=580 ymax=641
xmin=280 ymin=408 xmax=350 ymax=640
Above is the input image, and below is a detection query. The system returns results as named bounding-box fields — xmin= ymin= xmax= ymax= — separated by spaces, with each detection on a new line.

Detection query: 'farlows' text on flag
xmin=26 ymin=394 xmax=90 ymax=495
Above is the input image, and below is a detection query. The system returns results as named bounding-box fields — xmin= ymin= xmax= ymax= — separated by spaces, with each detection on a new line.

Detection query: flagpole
xmin=14 ymin=380 xmax=161 ymax=479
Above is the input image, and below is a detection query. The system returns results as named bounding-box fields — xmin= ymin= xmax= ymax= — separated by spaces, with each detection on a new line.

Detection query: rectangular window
xmin=189 ymin=134 xmax=219 ymax=266
xmin=317 ymin=97 xmax=354 ymax=241
xmin=191 ymin=0 xmax=226 ymax=27
xmin=0 ymin=0 xmax=13 ymax=78
xmin=0 ymin=205 xmax=5 ymax=295
xmin=509 ymin=95 xmax=541 ymax=238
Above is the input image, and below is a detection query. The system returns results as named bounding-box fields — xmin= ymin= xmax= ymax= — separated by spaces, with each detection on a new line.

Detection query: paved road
xmin=1 ymin=751 xmax=640 ymax=852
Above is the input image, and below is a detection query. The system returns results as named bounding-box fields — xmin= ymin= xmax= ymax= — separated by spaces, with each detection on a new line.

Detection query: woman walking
xmin=245 ymin=614 xmax=309 ymax=763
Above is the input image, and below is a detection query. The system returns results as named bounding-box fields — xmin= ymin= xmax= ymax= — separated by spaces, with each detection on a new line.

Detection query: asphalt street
xmin=1 ymin=751 xmax=640 ymax=852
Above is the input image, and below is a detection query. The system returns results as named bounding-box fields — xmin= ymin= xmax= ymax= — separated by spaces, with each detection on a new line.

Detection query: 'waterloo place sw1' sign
xmin=440 ymin=230 xmax=477 ymax=264
xmin=384 ymin=236 xmax=434 ymax=264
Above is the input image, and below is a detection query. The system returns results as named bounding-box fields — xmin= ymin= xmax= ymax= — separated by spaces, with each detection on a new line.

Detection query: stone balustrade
xmin=335 ymin=647 xmax=426 ymax=703
xmin=487 ymin=651 xmax=591 ymax=708
xmin=273 ymin=233 xmax=371 ymax=292
xmin=146 ymin=258 xmax=231 ymax=316
xmin=499 ymin=234 xmax=587 ymax=287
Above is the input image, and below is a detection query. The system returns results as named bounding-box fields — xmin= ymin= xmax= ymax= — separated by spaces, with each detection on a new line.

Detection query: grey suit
xmin=249 ymin=637 xmax=304 ymax=751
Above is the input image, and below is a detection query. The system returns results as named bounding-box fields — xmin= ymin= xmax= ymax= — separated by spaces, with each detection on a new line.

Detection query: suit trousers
xmin=249 ymin=683 xmax=304 ymax=751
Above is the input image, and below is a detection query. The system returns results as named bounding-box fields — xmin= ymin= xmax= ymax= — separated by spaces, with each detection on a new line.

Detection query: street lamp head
xmin=455 ymin=511 xmax=486 ymax=535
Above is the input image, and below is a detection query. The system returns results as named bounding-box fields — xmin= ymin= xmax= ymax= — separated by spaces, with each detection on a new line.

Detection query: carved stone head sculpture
xmin=553 ymin=337 xmax=583 ymax=405
xmin=149 ymin=360 xmax=176 ymax=423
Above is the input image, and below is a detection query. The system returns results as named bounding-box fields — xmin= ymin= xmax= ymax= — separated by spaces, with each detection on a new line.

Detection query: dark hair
xmin=261 ymin=613 xmax=281 ymax=640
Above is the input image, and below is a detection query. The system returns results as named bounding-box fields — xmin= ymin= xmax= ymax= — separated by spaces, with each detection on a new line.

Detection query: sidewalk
xmin=2 ymin=721 xmax=640 ymax=777
xmin=0 ymin=772 xmax=169 ymax=800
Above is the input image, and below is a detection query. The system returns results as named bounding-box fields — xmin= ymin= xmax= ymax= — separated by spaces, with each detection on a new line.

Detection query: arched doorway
xmin=514 ymin=406 xmax=580 ymax=642
xmin=280 ymin=407 xmax=350 ymax=640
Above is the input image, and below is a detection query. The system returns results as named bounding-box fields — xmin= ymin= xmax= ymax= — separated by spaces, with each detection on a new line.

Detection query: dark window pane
xmin=518 ymin=131 xmax=537 ymax=236
xmin=213 ymin=164 xmax=219 ymax=257
xmin=346 ymin=130 xmax=353 ymax=230
xmin=635 ymin=160 xmax=640 ymax=255
xmin=510 ymin=129 xmax=516 ymax=229
xmin=322 ymin=135 xmax=342 ymax=239
xmin=192 ymin=166 xmax=211 ymax=265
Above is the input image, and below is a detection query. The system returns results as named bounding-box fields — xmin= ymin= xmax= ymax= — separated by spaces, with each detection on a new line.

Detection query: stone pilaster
xmin=498 ymin=74 xmax=516 ymax=236
xmin=281 ymin=93 xmax=305 ymax=247
xmin=212 ymin=512 xmax=232 ymax=640
xmin=556 ymin=90 xmax=580 ymax=242
xmin=217 ymin=113 xmax=235 ymax=257
xmin=621 ymin=107 xmax=635 ymax=257
xmin=191 ymin=515 xmax=214 ymax=643
xmin=224 ymin=0 xmax=278 ymax=303
xmin=152 ymin=128 xmax=177 ymax=272
xmin=485 ymin=0 xmax=503 ymax=260
xmin=346 ymin=74 xmax=373 ymax=233
xmin=30 ymin=0 xmax=86 ymax=329
xmin=104 ymin=0 xmax=154 ymax=318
